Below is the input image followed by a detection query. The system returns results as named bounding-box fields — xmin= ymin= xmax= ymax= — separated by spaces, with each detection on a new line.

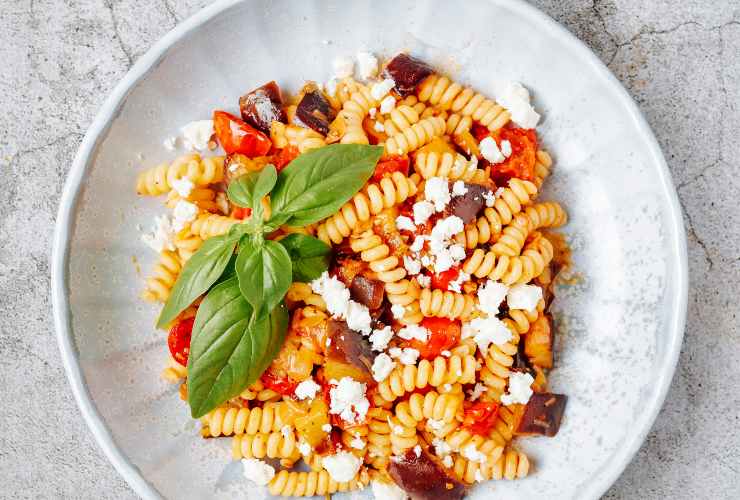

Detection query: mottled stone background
xmin=1 ymin=1 xmax=737 ymax=498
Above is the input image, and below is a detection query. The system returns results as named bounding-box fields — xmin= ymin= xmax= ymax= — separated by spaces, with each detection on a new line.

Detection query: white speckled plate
xmin=51 ymin=0 xmax=688 ymax=498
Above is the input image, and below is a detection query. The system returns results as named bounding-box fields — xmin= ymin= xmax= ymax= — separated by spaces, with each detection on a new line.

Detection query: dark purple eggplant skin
xmin=350 ymin=275 xmax=385 ymax=310
xmin=296 ymin=90 xmax=336 ymax=135
xmin=516 ymin=392 xmax=567 ymax=437
xmin=383 ymin=54 xmax=434 ymax=97
xmin=446 ymin=182 xmax=489 ymax=224
xmin=327 ymin=319 xmax=376 ymax=377
xmin=239 ymin=81 xmax=286 ymax=133
xmin=388 ymin=449 xmax=466 ymax=500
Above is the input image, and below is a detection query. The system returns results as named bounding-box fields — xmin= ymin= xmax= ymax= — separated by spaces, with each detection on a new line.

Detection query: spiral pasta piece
xmin=316 ymin=172 xmax=418 ymax=244
xmin=161 ymin=356 xmax=187 ymax=382
xmin=394 ymin=390 xmax=464 ymax=427
xmin=461 ymin=232 xmax=554 ymax=285
xmin=384 ymin=116 xmax=446 ymax=156
xmin=366 ymin=407 xmax=392 ymax=469
xmin=330 ymin=85 xmax=379 ymax=145
xmin=285 ymin=282 xmax=327 ymax=310
xmin=166 ymin=187 xmax=219 ymax=212
xmin=491 ymin=448 xmax=530 ymax=480
xmin=202 ymin=402 xmax=293 ymax=437
xmin=136 ymin=154 xmax=224 ymax=196
xmin=232 ymin=431 xmax=300 ymax=460
xmin=268 ymin=468 xmax=370 ymax=497
xmin=533 ymin=150 xmax=553 ymax=191
xmin=172 ymin=231 xmax=203 ymax=262
xmin=284 ymin=124 xmax=327 ymax=152
xmin=189 ymin=213 xmax=239 ymax=240
xmin=398 ymin=94 xmax=427 ymax=115
xmin=349 ymin=230 xmax=406 ymax=284
xmin=418 ymin=288 xmax=476 ymax=320
xmin=380 ymin=104 xmax=420 ymax=136
xmin=388 ymin=415 xmax=418 ymax=456
xmin=445 ymin=429 xmax=504 ymax=463
xmin=142 ymin=250 xmax=181 ymax=302
xmin=417 ymin=74 xmax=511 ymax=132
xmin=385 ymin=279 xmax=423 ymax=324
xmin=325 ymin=77 xmax=362 ymax=110
xmin=506 ymin=299 xmax=545 ymax=335
xmin=414 ymin=151 xmax=483 ymax=182
xmin=487 ymin=405 xmax=521 ymax=446
xmin=376 ymin=355 xmax=477 ymax=402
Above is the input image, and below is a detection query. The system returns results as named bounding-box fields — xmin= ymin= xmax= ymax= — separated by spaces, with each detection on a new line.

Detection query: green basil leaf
xmin=156 ymin=235 xmax=237 ymax=328
xmin=186 ymin=277 xmax=288 ymax=417
xmin=235 ymin=239 xmax=292 ymax=320
xmin=278 ymin=234 xmax=331 ymax=282
xmin=227 ymin=165 xmax=278 ymax=209
xmin=270 ymin=144 xmax=383 ymax=226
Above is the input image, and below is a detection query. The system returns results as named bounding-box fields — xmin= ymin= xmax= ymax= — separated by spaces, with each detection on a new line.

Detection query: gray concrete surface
xmin=0 ymin=0 xmax=737 ymax=498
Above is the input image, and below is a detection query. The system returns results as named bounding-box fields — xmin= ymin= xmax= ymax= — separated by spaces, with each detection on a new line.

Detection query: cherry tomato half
xmin=213 ymin=110 xmax=272 ymax=156
xmin=408 ymin=317 xmax=462 ymax=360
xmin=430 ymin=266 xmax=460 ymax=291
xmin=168 ymin=317 xmax=194 ymax=367
xmin=260 ymin=369 xmax=298 ymax=396
xmin=372 ymin=156 xmax=410 ymax=182
xmin=462 ymin=401 xmax=501 ymax=436
xmin=272 ymin=145 xmax=300 ymax=171
xmin=231 ymin=207 xmax=252 ymax=220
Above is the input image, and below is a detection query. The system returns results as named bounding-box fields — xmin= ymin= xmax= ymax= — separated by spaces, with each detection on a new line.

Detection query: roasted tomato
xmin=474 ymin=125 xmax=538 ymax=183
xmin=430 ymin=266 xmax=460 ymax=291
xmin=260 ymin=369 xmax=298 ymax=396
xmin=232 ymin=207 xmax=251 ymax=220
xmin=272 ymin=145 xmax=299 ymax=171
xmin=168 ymin=317 xmax=194 ymax=366
xmin=462 ymin=401 xmax=500 ymax=436
xmin=373 ymin=156 xmax=410 ymax=181
xmin=408 ymin=317 xmax=461 ymax=360
xmin=213 ymin=110 xmax=272 ymax=156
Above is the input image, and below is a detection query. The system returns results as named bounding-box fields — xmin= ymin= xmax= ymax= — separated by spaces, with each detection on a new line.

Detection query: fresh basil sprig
xmin=156 ymin=143 xmax=383 ymax=416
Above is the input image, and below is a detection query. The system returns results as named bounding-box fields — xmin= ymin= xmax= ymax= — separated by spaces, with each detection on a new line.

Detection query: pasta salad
xmin=137 ymin=51 xmax=569 ymax=499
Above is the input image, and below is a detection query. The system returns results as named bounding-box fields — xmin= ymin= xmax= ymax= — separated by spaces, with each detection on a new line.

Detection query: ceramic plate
xmin=52 ymin=0 xmax=688 ymax=498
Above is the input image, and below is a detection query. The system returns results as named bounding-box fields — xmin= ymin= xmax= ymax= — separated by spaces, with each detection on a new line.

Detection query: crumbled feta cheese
xmin=442 ymin=455 xmax=454 ymax=468
xmin=442 ymin=383 xmax=452 ymax=392
xmin=372 ymin=353 xmax=395 ymax=382
xmin=356 ymin=51 xmax=378 ymax=80
xmin=350 ymin=435 xmax=366 ymax=450
xmin=380 ymin=95 xmax=396 ymax=114
xmin=295 ymin=378 xmax=321 ymax=400
xmin=181 ymin=120 xmax=214 ymax=151
xmin=412 ymin=201 xmax=435 ymax=225
xmin=410 ymin=235 xmax=426 ymax=252
xmin=416 ymin=274 xmax=431 ymax=288
xmin=403 ymin=255 xmax=422 ymax=275
xmin=462 ymin=316 xmax=513 ymax=352
xmin=501 ymin=372 xmax=535 ymax=405
xmin=162 ymin=136 xmax=178 ymax=151
xmin=413 ymin=445 xmax=422 ymax=457
xmin=311 ymin=272 xmax=351 ymax=317
xmin=322 ymin=423 xmax=333 ymax=433
xmin=172 ymin=199 xmax=198 ymax=231
xmin=390 ymin=304 xmax=406 ymax=321
xmin=447 ymin=271 xmax=470 ymax=294
xmin=494 ymin=81 xmax=540 ymax=129
xmin=448 ymin=244 xmax=466 ymax=261
xmin=451 ymin=180 xmax=468 ymax=197
xmin=462 ymin=443 xmax=487 ymax=463
xmin=480 ymin=136 xmax=505 ymax=164
xmin=346 ymin=300 xmax=372 ymax=335
xmin=440 ymin=350 xmax=451 ymax=358
xmin=397 ymin=324 xmax=429 ymax=342
xmin=322 ymin=451 xmax=362 ymax=482
xmin=430 ymin=216 xmax=464 ymax=252
xmin=482 ymin=190 xmax=496 ymax=207
xmin=432 ymin=436 xmax=451 ymax=453
xmin=424 ymin=177 xmax=451 ymax=212
xmin=141 ymin=215 xmax=175 ymax=253
xmin=329 ymin=377 xmax=370 ymax=423
xmin=388 ymin=347 xmax=420 ymax=366
xmin=374 ymin=121 xmax=385 ymax=132
xmin=420 ymin=254 xmax=433 ymax=268
xmin=371 ymin=479 xmax=408 ymax=500
xmin=395 ymin=215 xmax=416 ymax=232
xmin=506 ymin=284 xmax=543 ymax=312
xmin=500 ymin=140 xmax=512 ymax=158
xmin=281 ymin=425 xmax=291 ymax=438
xmin=326 ymin=78 xmax=339 ymax=97
xmin=468 ymin=382 xmax=487 ymax=402
xmin=495 ymin=187 xmax=505 ymax=198
xmin=369 ymin=326 xmax=394 ymax=351
xmin=475 ymin=469 xmax=485 ymax=482
xmin=242 ymin=458 xmax=275 ymax=486
xmin=370 ymin=78 xmax=395 ymax=100
xmin=369 ymin=107 xmax=377 ymax=118
xmin=477 ymin=280 xmax=509 ymax=315
xmin=298 ymin=441 xmax=312 ymax=456
xmin=171 ymin=177 xmax=194 ymax=198
xmin=333 ymin=56 xmax=354 ymax=79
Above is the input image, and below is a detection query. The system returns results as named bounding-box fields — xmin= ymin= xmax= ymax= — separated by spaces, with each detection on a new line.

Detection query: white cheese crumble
xmin=322 ymin=423 xmax=333 ymax=433
xmin=479 ymin=136 xmax=505 ymax=164
xmin=295 ymin=378 xmax=321 ymax=400
xmin=500 ymin=371 xmax=535 ymax=406
xmin=506 ymin=283 xmax=543 ymax=312
xmin=494 ymin=81 xmax=540 ymax=129
xmin=369 ymin=326 xmax=394 ymax=351
xmin=370 ymin=78 xmax=395 ymax=101
xmin=403 ymin=255 xmax=422 ymax=275
xmin=390 ymin=304 xmax=406 ymax=320
xmin=495 ymin=186 xmax=505 ymax=198
xmin=462 ymin=443 xmax=487 ymax=463
xmin=350 ymin=435 xmax=366 ymax=450
xmin=395 ymin=215 xmax=416 ymax=232
xmin=171 ymin=177 xmax=194 ymax=198
xmin=416 ymin=274 xmax=431 ymax=288
xmin=298 ymin=441 xmax=312 ymax=456
xmin=413 ymin=445 xmax=422 ymax=457
xmin=141 ymin=215 xmax=175 ymax=253
xmin=372 ymin=353 xmax=395 ymax=382
xmin=162 ymin=136 xmax=178 ymax=151
xmin=442 ymin=455 xmax=454 ymax=468
xmin=379 ymin=95 xmax=396 ymax=114
xmin=477 ymin=280 xmax=509 ymax=315
xmin=346 ymin=300 xmax=372 ymax=335
xmin=468 ymin=382 xmax=487 ymax=402
xmin=356 ymin=51 xmax=378 ymax=80
xmin=397 ymin=324 xmax=429 ymax=342
xmin=440 ymin=350 xmax=451 ymax=358
xmin=242 ymin=458 xmax=275 ymax=486
xmin=281 ymin=425 xmax=291 ymax=438
xmin=500 ymin=140 xmax=512 ymax=157
xmin=432 ymin=436 xmax=451 ymax=454
xmin=409 ymin=235 xmax=426 ymax=252
xmin=424 ymin=177 xmax=451 ymax=212
xmin=329 ymin=377 xmax=370 ymax=424
xmin=475 ymin=469 xmax=485 ymax=482
xmin=429 ymin=216 xmax=465 ymax=273
xmin=388 ymin=347 xmax=419 ymax=366
xmin=373 ymin=121 xmax=385 ymax=132
xmin=333 ymin=56 xmax=354 ymax=79
xmin=482 ymin=190 xmax=496 ymax=207
xmin=371 ymin=479 xmax=408 ymax=500
xmin=451 ymin=180 xmax=468 ymax=197
xmin=462 ymin=316 xmax=513 ymax=352
xmin=322 ymin=451 xmax=362 ymax=482
xmin=412 ymin=201 xmax=435 ymax=225
xmin=172 ymin=199 xmax=198 ymax=231
xmin=311 ymin=272 xmax=372 ymax=334
xmin=447 ymin=271 xmax=470 ymax=293
xmin=181 ymin=120 xmax=213 ymax=151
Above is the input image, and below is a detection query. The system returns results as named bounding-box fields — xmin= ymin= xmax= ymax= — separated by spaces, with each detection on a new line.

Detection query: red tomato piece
xmin=472 ymin=123 xmax=491 ymax=142
xmin=213 ymin=110 xmax=272 ymax=156
xmin=462 ymin=401 xmax=501 ymax=435
xmin=260 ymin=369 xmax=298 ymax=396
xmin=490 ymin=127 xmax=538 ymax=184
xmin=168 ymin=317 xmax=194 ymax=367
xmin=408 ymin=317 xmax=461 ymax=360
xmin=430 ymin=266 xmax=460 ymax=291
xmin=372 ymin=156 xmax=410 ymax=182
xmin=273 ymin=145 xmax=300 ymax=171
xmin=232 ymin=207 xmax=252 ymax=220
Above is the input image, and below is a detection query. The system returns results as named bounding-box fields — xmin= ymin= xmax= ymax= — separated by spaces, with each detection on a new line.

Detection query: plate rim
xmin=51 ymin=1 xmax=688 ymax=498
